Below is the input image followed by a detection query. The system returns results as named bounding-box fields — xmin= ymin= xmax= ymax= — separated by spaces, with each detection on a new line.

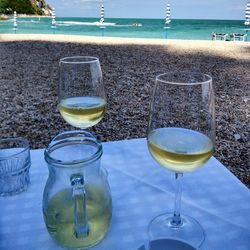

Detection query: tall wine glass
xmin=147 ymin=71 xmax=215 ymax=247
xmin=58 ymin=56 xmax=106 ymax=130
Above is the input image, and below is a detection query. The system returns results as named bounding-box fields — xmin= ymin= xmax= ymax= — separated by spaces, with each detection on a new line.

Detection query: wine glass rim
xmin=156 ymin=71 xmax=212 ymax=86
xmin=60 ymin=56 xmax=99 ymax=64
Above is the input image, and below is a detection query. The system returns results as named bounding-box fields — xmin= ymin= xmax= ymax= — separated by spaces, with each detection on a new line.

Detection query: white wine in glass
xmin=58 ymin=96 xmax=106 ymax=129
xmin=147 ymin=71 xmax=215 ymax=248
xmin=58 ymin=56 xmax=106 ymax=130
xmin=148 ymin=127 xmax=214 ymax=173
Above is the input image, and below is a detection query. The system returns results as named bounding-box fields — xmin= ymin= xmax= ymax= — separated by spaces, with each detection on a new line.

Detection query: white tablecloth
xmin=0 ymin=138 xmax=249 ymax=250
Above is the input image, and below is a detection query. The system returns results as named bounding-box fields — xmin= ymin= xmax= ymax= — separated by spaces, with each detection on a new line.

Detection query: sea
xmin=0 ymin=17 xmax=248 ymax=40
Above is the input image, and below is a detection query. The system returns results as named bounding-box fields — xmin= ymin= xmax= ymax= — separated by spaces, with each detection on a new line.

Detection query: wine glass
xmin=147 ymin=71 xmax=215 ymax=248
xmin=58 ymin=56 xmax=106 ymax=130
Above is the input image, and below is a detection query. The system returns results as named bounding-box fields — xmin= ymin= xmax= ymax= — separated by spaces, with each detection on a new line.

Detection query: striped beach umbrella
xmin=245 ymin=2 xmax=250 ymax=41
xmin=99 ymin=3 xmax=106 ymax=36
xmin=245 ymin=2 xmax=250 ymax=26
xmin=100 ymin=4 xmax=105 ymax=24
xmin=13 ymin=11 xmax=17 ymax=32
xmin=51 ymin=8 xmax=56 ymax=28
xmin=165 ymin=3 xmax=171 ymax=26
xmin=164 ymin=3 xmax=171 ymax=39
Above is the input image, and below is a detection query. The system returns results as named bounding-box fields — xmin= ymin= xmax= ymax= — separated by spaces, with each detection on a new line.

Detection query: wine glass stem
xmin=171 ymin=173 xmax=183 ymax=227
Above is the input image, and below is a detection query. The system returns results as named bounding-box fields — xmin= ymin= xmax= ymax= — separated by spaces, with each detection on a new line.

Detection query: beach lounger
xmin=230 ymin=33 xmax=247 ymax=41
xmin=212 ymin=33 xmax=228 ymax=41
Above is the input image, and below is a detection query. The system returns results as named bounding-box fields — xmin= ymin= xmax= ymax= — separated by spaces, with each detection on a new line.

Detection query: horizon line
xmin=16 ymin=15 xmax=245 ymax=22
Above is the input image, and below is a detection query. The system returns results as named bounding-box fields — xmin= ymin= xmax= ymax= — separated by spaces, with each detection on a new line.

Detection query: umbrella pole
xmin=165 ymin=29 xmax=168 ymax=39
xmin=100 ymin=27 xmax=105 ymax=37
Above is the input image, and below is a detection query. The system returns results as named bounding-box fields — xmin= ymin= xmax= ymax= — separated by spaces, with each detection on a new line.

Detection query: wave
xmin=6 ymin=19 xmax=41 ymax=23
xmin=57 ymin=21 xmax=143 ymax=28
xmin=3 ymin=19 xmax=141 ymax=28
xmin=115 ymin=24 xmax=135 ymax=27
xmin=57 ymin=21 xmax=116 ymax=27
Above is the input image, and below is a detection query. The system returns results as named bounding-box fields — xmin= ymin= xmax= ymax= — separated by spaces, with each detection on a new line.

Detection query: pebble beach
xmin=0 ymin=34 xmax=249 ymax=187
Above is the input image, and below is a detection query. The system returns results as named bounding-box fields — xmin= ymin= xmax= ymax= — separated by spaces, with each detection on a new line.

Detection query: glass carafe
xmin=43 ymin=131 xmax=112 ymax=250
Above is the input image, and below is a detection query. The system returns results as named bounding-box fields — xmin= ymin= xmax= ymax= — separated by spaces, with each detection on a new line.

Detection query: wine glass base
xmin=137 ymin=238 xmax=198 ymax=250
xmin=148 ymin=213 xmax=205 ymax=248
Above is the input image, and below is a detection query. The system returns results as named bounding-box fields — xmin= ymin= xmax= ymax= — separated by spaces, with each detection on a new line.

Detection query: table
xmin=0 ymin=138 xmax=249 ymax=250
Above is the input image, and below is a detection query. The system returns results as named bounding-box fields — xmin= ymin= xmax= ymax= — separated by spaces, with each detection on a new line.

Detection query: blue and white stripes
xmin=13 ymin=11 xmax=17 ymax=31
xmin=165 ymin=3 xmax=171 ymax=25
xmin=100 ymin=4 xmax=105 ymax=24
xmin=51 ymin=8 xmax=56 ymax=28
xmin=245 ymin=2 xmax=250 ymax=26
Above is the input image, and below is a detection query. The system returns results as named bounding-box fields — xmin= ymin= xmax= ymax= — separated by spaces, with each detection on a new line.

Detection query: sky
xmin=46 ymin=0 xmax=247 ymax=20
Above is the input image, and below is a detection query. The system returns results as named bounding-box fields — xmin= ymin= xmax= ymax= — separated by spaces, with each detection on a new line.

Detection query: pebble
xmin=234 ymin=134 xmax=241 ymax=141
xmin=0 ymin=38 xmax=249 ymax=188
